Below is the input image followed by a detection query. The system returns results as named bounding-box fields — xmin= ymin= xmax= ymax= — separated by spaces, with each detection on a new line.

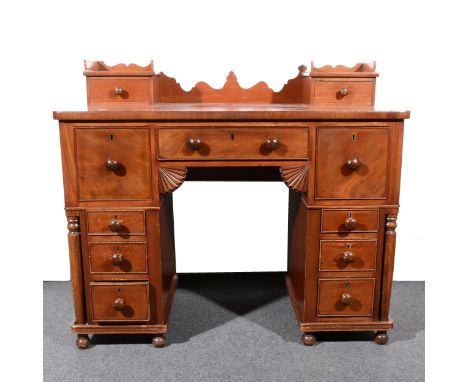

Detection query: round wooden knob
xmin=340 ymin=87 xmax=349 ymax=96
xmin=344 ymin=216 xmax=358 ymax=230
xmin=342 ymin=251 xmax=355 ymax=263
xmin=265 ymin=137 xmax=280 ymax=150
xmin=112 ymin=298 xmax=126 ymax=311
xmin=105 ymin=159 xmax=119 ymax=171
xmin=187 ymin=137 xmax=202 ymax=151
xmin=108 ymin=219 xmax=122 ymax=232
xmin=114 ymin=87 xmax=124 ymax=95
xmin=111 ymin=253 xmax=124 ymax=266
xmin=347 ymin=158 xmax=361 ymax=171
xmin=341 ymin=293 xmax=353 ymax=305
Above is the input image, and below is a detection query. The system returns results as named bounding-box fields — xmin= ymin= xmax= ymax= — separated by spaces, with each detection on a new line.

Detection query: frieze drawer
xmin=158 ymin=127 xmax=309 ymax=160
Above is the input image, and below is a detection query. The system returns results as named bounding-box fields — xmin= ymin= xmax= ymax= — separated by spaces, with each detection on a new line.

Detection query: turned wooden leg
xmin=152 ymin=335 xmax=166 ymax=348
xmin=301 ymin=333 xmax=316 ymax=346
xmin=375 ymin=331 xmax=389 ymax=345
xmin=76 ymin=334 xmax=90 ymax=349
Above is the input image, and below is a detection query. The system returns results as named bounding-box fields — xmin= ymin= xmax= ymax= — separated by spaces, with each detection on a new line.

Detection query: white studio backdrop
xmin=3 ymin=0 xmax=466 ymax=285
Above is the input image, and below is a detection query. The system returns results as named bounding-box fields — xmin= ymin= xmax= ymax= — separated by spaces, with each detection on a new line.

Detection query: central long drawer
xmin=158 ymin=127 xmax=309 ymax=160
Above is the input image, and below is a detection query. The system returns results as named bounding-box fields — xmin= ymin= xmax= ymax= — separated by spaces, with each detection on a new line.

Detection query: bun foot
xmin=76 ymin=334 xmax=90 ymax=349
xmin=152 ymin=335 xmax=166 ymax=348
xmin=301 ymin=333 xmax=316 ymax=346
xmin=375 ymin=331 xmax=389 ymax=345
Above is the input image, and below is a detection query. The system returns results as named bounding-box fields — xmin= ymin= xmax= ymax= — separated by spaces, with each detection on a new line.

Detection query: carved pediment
xmin=155 ymin=65 xmax=309 ymax=103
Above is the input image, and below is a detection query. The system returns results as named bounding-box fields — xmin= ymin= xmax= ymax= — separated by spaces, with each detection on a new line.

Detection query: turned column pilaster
xmin=66 ymin=215 xmax=86 ymax=325
xmin=380 ymin=214 xmax=398 ymax=321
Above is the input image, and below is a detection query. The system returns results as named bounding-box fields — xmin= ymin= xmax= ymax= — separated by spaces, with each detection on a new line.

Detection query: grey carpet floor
xmin=43 ymin=274 xmax=424 ymax=382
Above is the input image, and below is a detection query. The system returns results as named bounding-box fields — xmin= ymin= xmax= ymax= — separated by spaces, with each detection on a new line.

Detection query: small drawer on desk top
xmin=319 ymin=240 xmax=377 ymax=271
xmin=89 ymin=242 xmax=148 ymax=274
xmin=75 ymin=128 xmax=152 ymax=201
xmin=321 ymin=210 xmax=379 ymax=233
xmin=87 ymin=77 xmax=152 ymax=104
xmin=87 ymin=210 xmax=146 ymax=235
xmin=312 ymin=79 xmax=374 ymax=106
xmin=317 ymin=278 xmax=375 ymax=317
xmin=158 ymin=127 xmax=308 ymax=160
xmin=90 ymin=282 xmax=150 ymax=322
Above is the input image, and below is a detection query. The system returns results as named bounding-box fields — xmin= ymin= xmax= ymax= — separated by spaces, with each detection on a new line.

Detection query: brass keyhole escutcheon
xmin=230 ymin=132 xmax=235 ymax=140
xmin=351 ymin=132 xmax=356 ymax=142
xmin=109 ymin=134 xmax=114 ymax=142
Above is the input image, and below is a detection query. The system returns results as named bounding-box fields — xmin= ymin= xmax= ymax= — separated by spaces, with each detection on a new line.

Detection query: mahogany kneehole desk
xmin=53 ymin=60 xmax=410 ymax=349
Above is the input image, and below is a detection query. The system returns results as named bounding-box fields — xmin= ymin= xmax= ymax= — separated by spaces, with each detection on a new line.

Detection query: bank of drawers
xmin=85 ymin=210 xmax=150 ymax=323
xmin=317 ymin=209 xmax=379 ymax=318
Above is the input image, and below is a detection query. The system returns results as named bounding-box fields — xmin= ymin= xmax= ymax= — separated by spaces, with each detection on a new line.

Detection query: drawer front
xmin=319 ymin=240 xmax=377 ymax=271
xmin=87 ymin=210 xmax=146 ymax=235
xmin=317 ymin=278 xmax=375 ymax=317
xmin=89 ymin=242 xmax=148 ymax=274
xmin=87 ymin=78 xmax=152 ymax=103
xmin=90 ymin=282 xmax=150 ymax=322
xmin=75 ymin=128 xmax=152 ymax=200
xmin=313 ymin=79 xmax=374 ymax=106
xmin=321 ymin=209 xmax=379 ymax=233
xmin=316 ymin=127 xmax=389 ymax=199
xmin=158 ymin=127 xmax=308 ymax=160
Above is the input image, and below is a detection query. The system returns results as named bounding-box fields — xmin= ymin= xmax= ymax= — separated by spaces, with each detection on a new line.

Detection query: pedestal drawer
xmin=319 ymin=240 xmax=377 ymax=271
xmin=315 ymin=127 xmax=389 ymax=199
xmin=89 ymin=242 xmax=148 ymax=274
xmin=87 ymin=210 xmax=146 ymax=235
xmin=75 ymin=127 xmax=152 ymax=201
xmin=321 ymin=209 xmax=379 ymax=233
xmin=90 ymin=282 xmax=150 ymax=322
xmin=317 ymin=278 xmax=375 ymax=317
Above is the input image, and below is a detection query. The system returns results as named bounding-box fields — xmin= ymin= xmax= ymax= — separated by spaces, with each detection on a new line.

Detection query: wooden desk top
xmin=53 ymin=103 xmax=410 ymax=121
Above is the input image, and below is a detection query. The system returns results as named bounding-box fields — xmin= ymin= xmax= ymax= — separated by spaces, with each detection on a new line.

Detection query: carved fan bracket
xmin=159 ymin=167 xmax=187 ymax=193
xmin=280 ymin=166 xmax=309 ymax=193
